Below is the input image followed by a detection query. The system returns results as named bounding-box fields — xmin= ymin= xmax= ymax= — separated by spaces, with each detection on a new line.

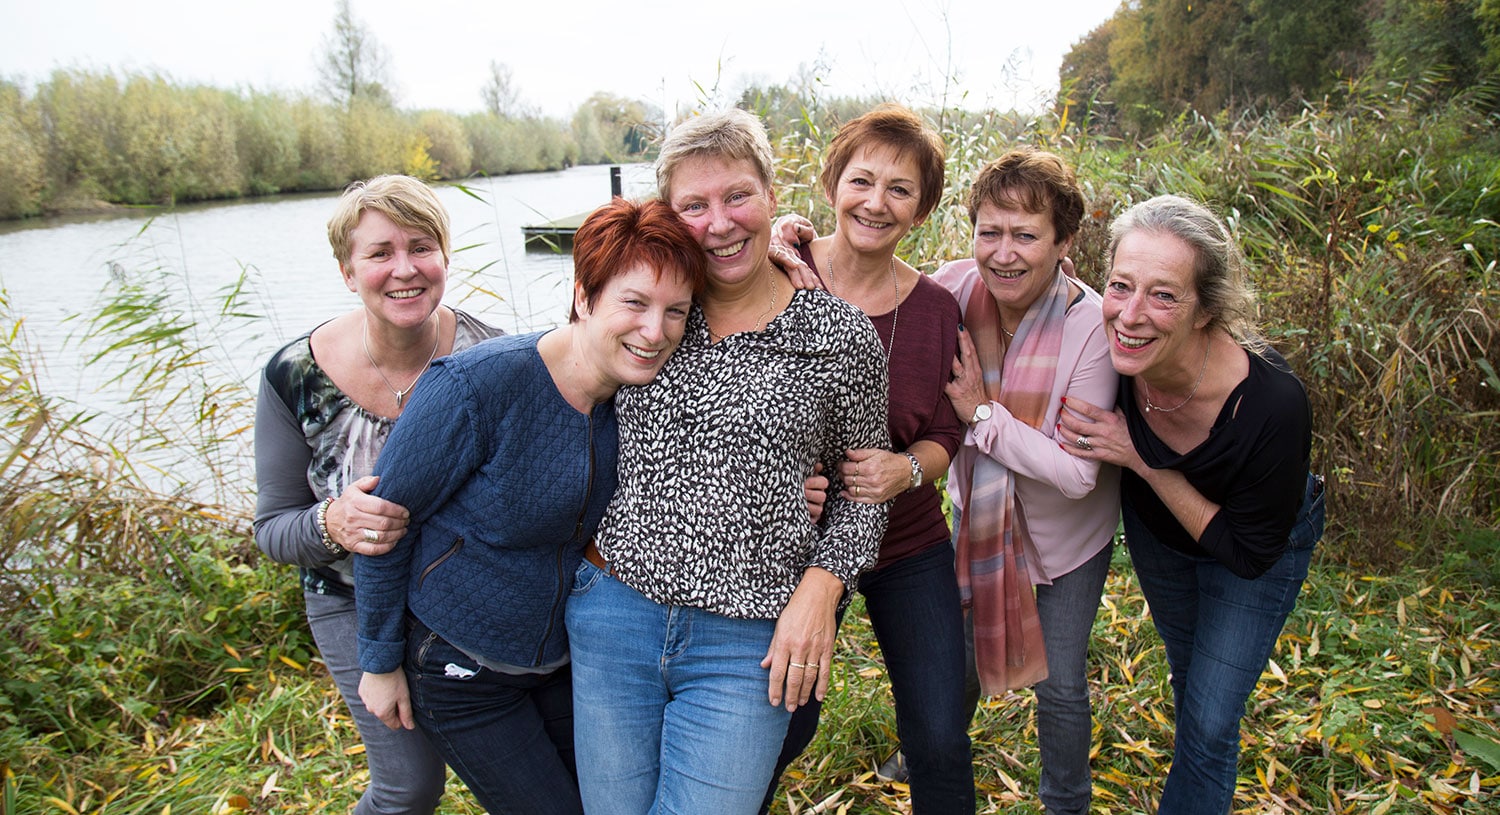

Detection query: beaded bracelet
xmin=315 ymin=496 xmax=348 ymax=558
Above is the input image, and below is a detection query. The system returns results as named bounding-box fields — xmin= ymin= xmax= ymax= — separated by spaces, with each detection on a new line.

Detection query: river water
xmin=0 ymin=163 xmax=656 ymax=503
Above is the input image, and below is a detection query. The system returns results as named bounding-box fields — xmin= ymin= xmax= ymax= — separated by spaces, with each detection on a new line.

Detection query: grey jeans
xmin=305 ymin=589 xmax=448 ymax=815
xmin=957 ymin=507 xmax=1113 ymax=815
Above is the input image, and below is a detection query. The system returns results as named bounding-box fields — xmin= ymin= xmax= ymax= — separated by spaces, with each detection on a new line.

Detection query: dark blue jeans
xmin=403 ymin=616 xmax=582 ymax=815
xmin=1125 ymin=473 xmax=1325 ymax=815
xmin=766 ymin=543 xmax=974 ymax=814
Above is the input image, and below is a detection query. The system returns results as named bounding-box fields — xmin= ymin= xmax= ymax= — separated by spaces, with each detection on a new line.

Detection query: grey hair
xmin=1108 ymin=194 xmax=1265 ymax=351
xmin=655 ymin=108 xmax=775 ymax=205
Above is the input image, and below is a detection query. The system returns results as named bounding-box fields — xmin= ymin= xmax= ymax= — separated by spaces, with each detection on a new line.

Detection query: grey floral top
xmin=252 ymin=309 xmax=505 ymax=594
xmin=595 ymin=289 xmax=890 ymax=620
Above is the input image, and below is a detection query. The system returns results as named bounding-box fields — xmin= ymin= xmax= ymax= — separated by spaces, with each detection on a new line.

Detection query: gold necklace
xmin=1142 ymin=337 xmax=1211 ymax=413
xmin=705 ymin=273 xmax=778 ymax=342
xmin=828 ymin=249 xmax=900 ymax=365
xmin=363 ymin=317 xmax=441 ymax=409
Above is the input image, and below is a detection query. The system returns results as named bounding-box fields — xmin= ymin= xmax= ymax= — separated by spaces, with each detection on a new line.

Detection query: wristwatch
xmin=903 ymin=452 xmax=924 ymax=492
xmin=970 ymin=403 xmax=992 ymax=425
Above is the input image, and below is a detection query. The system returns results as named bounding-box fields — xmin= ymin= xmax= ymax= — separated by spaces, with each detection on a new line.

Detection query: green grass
xmin=5 ymin=540 xmax=1497 ymax=814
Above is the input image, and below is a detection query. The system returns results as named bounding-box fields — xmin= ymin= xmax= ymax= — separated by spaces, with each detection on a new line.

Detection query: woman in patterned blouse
xmin=566 ymin=108 xmax=891 ymax=814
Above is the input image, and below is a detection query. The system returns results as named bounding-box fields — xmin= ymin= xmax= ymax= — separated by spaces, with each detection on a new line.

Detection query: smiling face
xmin=830 ymin=144 xmax=925 ymax=257
xmin=972 ymin=199 xmax=1074 ymax=323
xmin=574 ymin=262 xmax=695 ymax=392
xmin=666 ymin=155 xmax=776 ymax=289
xmin=1102 ymin=229 xmax=1213 ymax=380
xmin=342 ymin=209 xmax=447 ymax=329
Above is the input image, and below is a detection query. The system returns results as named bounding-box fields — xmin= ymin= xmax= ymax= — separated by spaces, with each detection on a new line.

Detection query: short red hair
xmin=570 ymin=198 xmax=708 ymax=322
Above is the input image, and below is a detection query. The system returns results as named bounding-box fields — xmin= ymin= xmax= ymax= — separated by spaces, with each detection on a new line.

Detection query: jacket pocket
xmin=418 ymin=536 xmax=464 ymax=589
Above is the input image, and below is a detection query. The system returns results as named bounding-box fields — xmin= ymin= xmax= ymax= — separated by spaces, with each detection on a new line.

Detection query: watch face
xmin=973 ymin=404 xmax=992 ymax=423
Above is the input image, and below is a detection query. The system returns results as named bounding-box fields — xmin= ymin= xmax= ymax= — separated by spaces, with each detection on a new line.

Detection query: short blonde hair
xmin=655 ymin=109 xmax=775 ymax=205
xmin=327 ymin=175 xmax=451 ymax=268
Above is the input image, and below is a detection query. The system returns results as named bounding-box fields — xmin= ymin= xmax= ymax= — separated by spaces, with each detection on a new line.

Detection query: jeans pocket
xmin=406 ymin=618 xmax=482 ymax=680
xmin=1287 ymin=473 xmax=1326 ymax=553
xmin=570 ymin=558 xmax=604 ymax=598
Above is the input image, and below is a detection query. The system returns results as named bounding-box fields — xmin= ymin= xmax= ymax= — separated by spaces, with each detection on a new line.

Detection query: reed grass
xmin=2 ymin=82 xmax=1498 ymax=813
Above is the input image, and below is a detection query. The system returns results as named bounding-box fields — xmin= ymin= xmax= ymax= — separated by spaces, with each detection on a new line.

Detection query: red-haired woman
xmin=353 ymin=197 xmax=708 ymax=815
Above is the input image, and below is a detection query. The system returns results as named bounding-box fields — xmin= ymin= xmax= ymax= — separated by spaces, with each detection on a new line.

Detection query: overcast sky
xmin=4 ymin=0 xmax=1121 ymax=117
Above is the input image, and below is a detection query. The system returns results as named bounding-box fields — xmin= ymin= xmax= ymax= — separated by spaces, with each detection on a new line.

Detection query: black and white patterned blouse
xmin=596 ymin=288 xmax=891 ymax=620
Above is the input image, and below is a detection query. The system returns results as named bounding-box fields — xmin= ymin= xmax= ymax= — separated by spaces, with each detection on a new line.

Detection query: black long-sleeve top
xmin=1120 ymin=346 xmax=1311 ymax=579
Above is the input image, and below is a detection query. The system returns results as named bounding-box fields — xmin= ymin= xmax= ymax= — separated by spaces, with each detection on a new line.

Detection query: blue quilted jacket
xmin=356 ymin=332 xmax=618 ymax=673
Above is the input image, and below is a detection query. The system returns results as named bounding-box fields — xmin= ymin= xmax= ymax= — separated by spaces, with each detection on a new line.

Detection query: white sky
xmin=3 ymin=0 xmax=1121 ymax=118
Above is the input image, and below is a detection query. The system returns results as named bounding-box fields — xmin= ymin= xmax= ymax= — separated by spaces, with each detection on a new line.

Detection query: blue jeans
xmin=403 ymin=616 xmax=582 ymax=815
xmin=768 ymin=543 xmax=974 ymax=814
xmin=955 ymin=511 xmax=1113 ymax=815
xmin=1125 ymin=473 xmax=1325 ymax=815
xmin=567 ymin=560 xmax=792 ymax=815
xmin=304 ymin=590 xmax=447 ymax=815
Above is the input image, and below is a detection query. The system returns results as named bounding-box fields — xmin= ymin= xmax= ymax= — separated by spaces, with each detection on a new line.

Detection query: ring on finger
xmin=362 ymin=528 xmax=380 ymax=543
xmin=789 ymin=661 xmax=807 ymax=669
xmin=1075 ymin=436 xmax=1093 ymax=451
xmin=854 ymin=484 xmax=861 ymax=498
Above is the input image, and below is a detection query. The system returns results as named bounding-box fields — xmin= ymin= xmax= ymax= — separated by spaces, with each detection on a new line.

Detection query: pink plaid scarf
xmin=956 ymin=265 xmax=1073 ymax=694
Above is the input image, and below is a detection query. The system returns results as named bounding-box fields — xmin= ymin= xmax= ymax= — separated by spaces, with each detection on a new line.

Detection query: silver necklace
xmin=828 ymin=250 xmax=899 ymax=365
xmin=706 ymin=273 xmax=778 ymax=342
xmin=1142 ymin=337 xmax=1211 ymax=413
xmin=363 ymin=317 xmax=440 ymax=410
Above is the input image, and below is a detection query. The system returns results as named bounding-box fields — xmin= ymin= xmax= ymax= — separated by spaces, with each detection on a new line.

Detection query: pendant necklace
xmin=828 ymin=249 xmax=900 ymax=365
xmin=706 ymin=273 xmax=778 ymax=342
xmin=363 ymin=317 xmax=441 ymax=410
xmin=1142 ymin=337 xmax=1212 ymax=413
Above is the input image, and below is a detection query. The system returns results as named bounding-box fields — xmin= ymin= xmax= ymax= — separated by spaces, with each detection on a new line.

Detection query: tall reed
xmin=763 ymin=81 xmax=1498 ymax=562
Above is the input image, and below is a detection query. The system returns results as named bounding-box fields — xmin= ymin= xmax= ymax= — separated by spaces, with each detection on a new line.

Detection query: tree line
xmin=1060 ymin=0 xmax=1500 ymax=134
xmin=0 ymin=69 xmax=657 ymax=220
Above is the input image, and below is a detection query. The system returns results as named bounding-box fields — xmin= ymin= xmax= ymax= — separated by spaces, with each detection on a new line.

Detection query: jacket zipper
xmin=418 ymin=536 xmax=463 ymax=590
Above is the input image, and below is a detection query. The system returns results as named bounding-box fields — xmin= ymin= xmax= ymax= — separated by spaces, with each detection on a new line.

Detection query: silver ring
xmin=1075 ymin=436 xmax=1093 ymax=451
xmin=789 ymin=661 xmax=807 ymax=669
xmin=362 ymin=528 xmax=380 ymax=543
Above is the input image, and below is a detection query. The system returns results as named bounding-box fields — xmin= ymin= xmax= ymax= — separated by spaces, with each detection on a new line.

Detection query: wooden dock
xmin=522 ymin=210 xmax=589 ymax=251
xmin=521 ymin=166 xmax=625 ymax=252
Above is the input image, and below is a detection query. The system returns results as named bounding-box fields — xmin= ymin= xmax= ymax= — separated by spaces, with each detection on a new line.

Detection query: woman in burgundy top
xmin=763 ymin=103 xmax=972 ymax=814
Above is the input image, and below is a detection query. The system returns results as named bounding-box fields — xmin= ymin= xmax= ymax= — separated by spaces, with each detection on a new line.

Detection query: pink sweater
xmin=933 ymin=260 xmax=1121 ymax=583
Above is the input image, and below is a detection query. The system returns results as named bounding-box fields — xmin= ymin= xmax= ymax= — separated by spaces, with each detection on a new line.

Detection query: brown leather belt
xmin=583 ymin=539 xmax=611 ymax=573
